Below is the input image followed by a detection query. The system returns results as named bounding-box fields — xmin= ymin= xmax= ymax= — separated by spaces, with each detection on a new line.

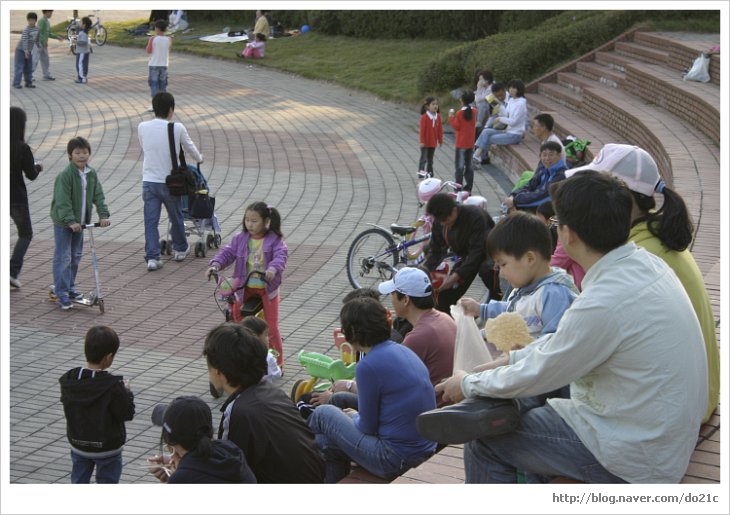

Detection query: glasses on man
xmin=548 ymin=216 xmax=560 ymax=228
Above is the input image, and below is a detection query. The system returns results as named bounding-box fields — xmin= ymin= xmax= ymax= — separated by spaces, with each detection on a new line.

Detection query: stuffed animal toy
xmin=485 ymin=311 xmax=533 ymax=353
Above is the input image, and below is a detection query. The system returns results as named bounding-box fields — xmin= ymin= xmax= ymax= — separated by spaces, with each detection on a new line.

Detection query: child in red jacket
xmin=448 ymin=91 xmax=477 ymax=192
xmin=418 ymin=97 xmax=443 ymax=179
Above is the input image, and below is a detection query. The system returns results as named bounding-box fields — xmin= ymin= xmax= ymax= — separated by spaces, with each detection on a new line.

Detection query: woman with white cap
xmin=566 ymin=144 xmax=719 ymax=424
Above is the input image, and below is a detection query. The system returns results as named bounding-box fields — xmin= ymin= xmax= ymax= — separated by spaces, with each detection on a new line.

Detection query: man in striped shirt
xmin=13 ymin=12 xmax=40 ymax=89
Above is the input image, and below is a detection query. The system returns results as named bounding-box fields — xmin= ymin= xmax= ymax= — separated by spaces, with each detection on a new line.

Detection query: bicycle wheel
xmin=346 ymin=228 xmax=398 ymax=290
xmin=66 ymin=23 xmax=77 ymax=41
xmin=94 ymin=25 xmax=107 ymax=46
xmin=69 ymin=37 xmax=77 ymax=56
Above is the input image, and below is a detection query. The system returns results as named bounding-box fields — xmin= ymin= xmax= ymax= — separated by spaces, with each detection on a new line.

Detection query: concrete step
xmin=537 ymin=82 xmax=582 ymax=112
xmin=576 ymin=61 xmax=626 ymax=88
xmin=614 ymin=41 xmax=669 ymax=65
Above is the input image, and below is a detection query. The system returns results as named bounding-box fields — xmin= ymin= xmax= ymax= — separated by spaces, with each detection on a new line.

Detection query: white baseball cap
xmin=565 ymin=144 xmax=666 ymax=197
xmin=378 ymin=267 xmax=433 ymax=298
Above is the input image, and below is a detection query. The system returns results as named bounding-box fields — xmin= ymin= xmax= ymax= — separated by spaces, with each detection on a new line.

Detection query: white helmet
xmin=463 ymin=195 xmax=488 ymax=210
xmin=417 ymin=178 xmax=443 ymax=204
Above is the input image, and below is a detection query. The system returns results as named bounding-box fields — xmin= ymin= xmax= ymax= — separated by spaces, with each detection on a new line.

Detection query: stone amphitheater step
xmin=526 ymin=91 xmax=627 ymax=155
xmin=537 ymin=82 xmax=582 ymax=111
xmin=633 ymin=31 xmax=721 ymax=86
xmin=614 ymin=41 xmax=669 ymax=65
xmin=575 ymin=61 xmax=626 ymax=88
xmin=594 ymin=50 xmax=720 ymax=142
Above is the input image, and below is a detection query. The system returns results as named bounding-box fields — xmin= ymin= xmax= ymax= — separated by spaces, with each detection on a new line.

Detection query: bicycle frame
xmin=361 ymin=223 xmax=431 ymax=270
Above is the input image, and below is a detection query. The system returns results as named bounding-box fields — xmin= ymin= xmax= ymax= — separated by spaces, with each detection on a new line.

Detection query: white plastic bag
xmin=451 ymin=304 xmax=494 ymax=373
xmin=683 ymin=53 xmax=711 ymax=83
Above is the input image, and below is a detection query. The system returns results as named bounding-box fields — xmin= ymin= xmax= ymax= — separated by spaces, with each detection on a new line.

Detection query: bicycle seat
xmin=390 ymin=224 xmax=417 ymax=236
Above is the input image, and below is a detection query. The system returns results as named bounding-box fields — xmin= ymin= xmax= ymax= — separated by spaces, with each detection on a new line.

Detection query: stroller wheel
xmin=160 ymin=239 xmax=167 ymax=254
xmin=214 ymin=234 xmax=221 ymax=248
xmin=166 ymin=240 xmax=173 ymax=255
xmin=195 ymin=241 xmax=205 ymax=257
xmin=206 ymin=234 xmax=214 ymax=249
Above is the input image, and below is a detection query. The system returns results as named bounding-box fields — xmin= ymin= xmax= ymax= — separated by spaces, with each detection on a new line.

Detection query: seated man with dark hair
xmin=307 ymin=297 xmax=437 ymax=483
xmin=531 ymin=113 xmax=563 ymax=154
xmin=425 ymin=193 xmax=501 ymax=312
xmin=204 ymin=322 xmax=325 ymax=483
xmin=422 ymin=171 xmax=708 ymax=483
xmin=504 ymin=141 xmax=566 ymax=212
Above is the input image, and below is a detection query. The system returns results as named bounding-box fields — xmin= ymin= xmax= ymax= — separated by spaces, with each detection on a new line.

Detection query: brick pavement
xmin=6 ymin=35 xmax=510 ymax=484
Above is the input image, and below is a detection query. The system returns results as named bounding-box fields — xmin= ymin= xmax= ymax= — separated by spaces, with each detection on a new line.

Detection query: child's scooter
xmin=48 ymin=223 xmax=106 ymax=314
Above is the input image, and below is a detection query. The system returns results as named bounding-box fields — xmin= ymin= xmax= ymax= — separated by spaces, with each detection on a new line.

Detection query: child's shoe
xmin=57 ymin=295 xmax=73 ymax=310
xmin=68 ymin=290 xmax=84 ymax=301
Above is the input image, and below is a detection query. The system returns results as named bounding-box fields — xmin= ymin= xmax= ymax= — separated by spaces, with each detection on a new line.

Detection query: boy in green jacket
xmin=50 ymin=137 xmax=110 ymax=309
xmin=34 ymin=10 xmax=65 ymax=81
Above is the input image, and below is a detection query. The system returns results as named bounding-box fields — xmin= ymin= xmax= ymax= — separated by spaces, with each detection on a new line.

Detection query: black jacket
xmin=219 ymin=381 xmax=325 ymax=483
xmin=10 ymin=142 xmax=39 ymax=206
xmin=168 ymin=439 xmax=257 ymax=484
xmin=425 ymin=204 xmax=494 ymax=281
xmin=59 ymin=367 xmax=135 ymax=453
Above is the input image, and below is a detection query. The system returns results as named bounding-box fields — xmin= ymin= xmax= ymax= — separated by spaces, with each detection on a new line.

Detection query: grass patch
xmin=57 ymin=18 xmax=462 ymax=105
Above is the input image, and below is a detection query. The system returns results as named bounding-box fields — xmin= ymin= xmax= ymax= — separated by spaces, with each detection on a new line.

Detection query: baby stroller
xmin=161 ymin=165 xmax=222 ymax=258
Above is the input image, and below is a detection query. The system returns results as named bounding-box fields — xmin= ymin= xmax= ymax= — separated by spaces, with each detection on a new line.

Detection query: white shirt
xmin=148 ymin=35 xmax=170 ymax=67
xmin=137 ymin=118 xmax=203 ymax=183
xmin=461 ymin=243 xmax=707 ymax=483
xmin=500 ymin=96 xmax=528 ymax=135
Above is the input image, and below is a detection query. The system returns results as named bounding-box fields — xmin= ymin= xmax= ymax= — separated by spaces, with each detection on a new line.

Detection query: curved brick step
xmin=634 ymin=31 xmax=721 ymax=86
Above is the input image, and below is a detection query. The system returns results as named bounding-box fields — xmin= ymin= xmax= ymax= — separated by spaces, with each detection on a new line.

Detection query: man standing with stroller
xmin=138 ymin=92 xmax=203 ymax=270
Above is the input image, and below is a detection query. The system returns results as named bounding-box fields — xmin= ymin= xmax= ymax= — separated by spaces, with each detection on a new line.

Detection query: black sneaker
xmin=296 ymin=400 xmax=315 ymax=420
xmin=416 ymin=397 xmax=520 ymax=444
xmin=25 ymin=84 xmax=36 ymax=88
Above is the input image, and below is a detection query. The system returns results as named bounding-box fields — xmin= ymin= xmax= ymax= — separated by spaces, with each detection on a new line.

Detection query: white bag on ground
xmin=683 ymin=53 xmax=711 ymax=83
xmin=451 ymin=304 xmax=494 ymax=373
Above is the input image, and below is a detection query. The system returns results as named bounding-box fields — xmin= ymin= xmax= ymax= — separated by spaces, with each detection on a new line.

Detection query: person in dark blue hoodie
xmin=505 ymin=141 xmax=567 ymax=212
xmin=147 ymin=396 xmax=256 ymax=484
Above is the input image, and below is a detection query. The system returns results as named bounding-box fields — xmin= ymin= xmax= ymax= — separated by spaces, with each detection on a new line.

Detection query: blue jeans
xmin=13 ymin=48 xmax=32 ymax=86
xmin=143 ymin=181 xmax=187 ymax=261
xmin=454 ymin=148 xmax=474 ymax=192
xmin=474 ymin=128 xmax=522 ymax=154
xmin=148 ymin=66 xmax=168 ymax=98
xmin=464 ymin=400 xmax=627 ymax=483
xmin=70 ymin=450 xmax=123 ymax=484
xmin=10 ymin=203 xmax=33 ymax=278
xmin=308 ymin=404 xmax=431 ymax=483
xmin=53 ymin=224 xmax=84 ymax=297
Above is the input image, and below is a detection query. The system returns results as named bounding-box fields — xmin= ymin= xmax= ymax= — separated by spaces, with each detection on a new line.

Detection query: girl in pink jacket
xmin=207 ymin=202 xmax=288 ymax=365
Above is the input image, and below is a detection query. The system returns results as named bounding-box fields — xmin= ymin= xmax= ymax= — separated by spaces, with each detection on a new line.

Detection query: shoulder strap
xmin=167 ymin=122 xmax=178 ymax=170
xmin=167 ymin=122 xmax=188 ymax=170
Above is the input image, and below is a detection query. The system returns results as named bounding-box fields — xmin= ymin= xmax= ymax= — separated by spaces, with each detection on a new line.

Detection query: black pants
xmin=10 ymin=202 xmax=33 ymax=279
xmin=435 ymin=260 xmax=501 ymax=314
xmin=418 ymin=147 xmax=435 ymax=175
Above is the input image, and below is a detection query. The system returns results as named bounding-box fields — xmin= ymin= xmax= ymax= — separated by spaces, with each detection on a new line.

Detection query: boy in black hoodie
xmin=59 ymin=326 xmax=135 ymax=483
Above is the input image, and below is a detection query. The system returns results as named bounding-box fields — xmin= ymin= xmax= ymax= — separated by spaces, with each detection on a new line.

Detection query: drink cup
xmin=34 ymin=159 xmax=43 ymax=172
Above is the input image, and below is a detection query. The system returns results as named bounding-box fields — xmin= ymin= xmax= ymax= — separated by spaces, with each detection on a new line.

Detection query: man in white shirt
xmin=138 ymin=92 xmax=203 ymax=270
xmin=423 ymin=171 xmax=707 ymax=483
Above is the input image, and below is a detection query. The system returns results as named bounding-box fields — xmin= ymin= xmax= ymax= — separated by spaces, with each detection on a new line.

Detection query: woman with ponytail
xmin=148 ymin=395 xmax=256 ymax=483
xmin=566 ymin=144 xmax=719 ymax=423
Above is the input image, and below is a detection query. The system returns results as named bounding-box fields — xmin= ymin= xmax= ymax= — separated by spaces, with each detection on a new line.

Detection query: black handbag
xmin=188 ymin=191 xmax=215 ymax=219
xmin=165 ymin=122 xmax=197 ymax=196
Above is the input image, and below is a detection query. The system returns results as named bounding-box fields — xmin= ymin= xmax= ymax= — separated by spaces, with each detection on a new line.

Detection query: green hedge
xmin=417 ymin=10 xmax=643 ymax=94
xmin=189 ymin=10 xmax=571 ymax=40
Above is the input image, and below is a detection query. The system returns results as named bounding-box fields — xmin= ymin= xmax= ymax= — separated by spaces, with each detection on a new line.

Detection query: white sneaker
xmin=174 ymin=245 xmax=190 ymax=262
xmin=10 ymin=276 xmax=21 ymax=288
xmin=147 ymin=107 xmax=154 ymax=112
xmin=147 ymin=260 xmax=163 ymax=271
